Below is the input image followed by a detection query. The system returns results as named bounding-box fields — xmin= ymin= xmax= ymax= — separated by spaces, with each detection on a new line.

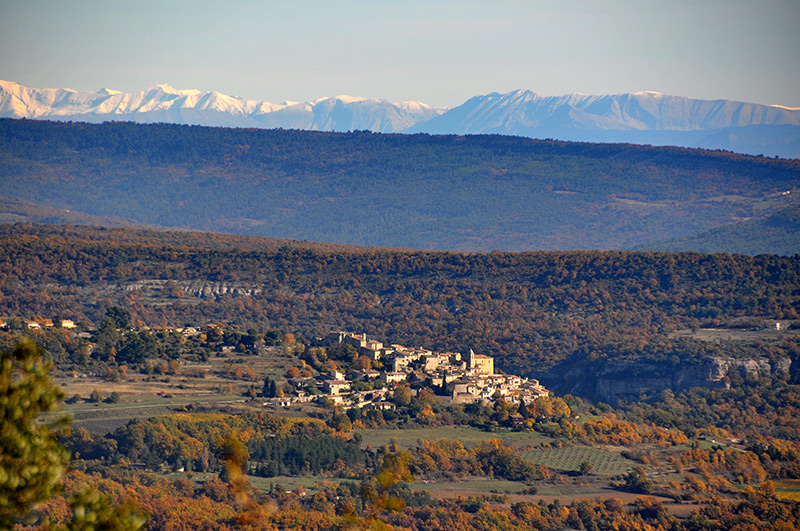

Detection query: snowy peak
xmin=151 ymin=83 xmax=180 ymax=94
xmin=0 ymin=81 xmax=446 ymax=133
xmin=417 ymin=90 xmax=800 ymax=133
xmin=2 ymin=81 xmax=799 ymax=157
xmin=314 ymin=95 xmax=368 ymax=105
xmin=406 ymin=89 xmax=800 ymax=157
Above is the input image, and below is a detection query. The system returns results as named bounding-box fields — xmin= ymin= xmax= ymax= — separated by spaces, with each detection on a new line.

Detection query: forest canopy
xmin=2 ymin=223 xmax=798 ymax=394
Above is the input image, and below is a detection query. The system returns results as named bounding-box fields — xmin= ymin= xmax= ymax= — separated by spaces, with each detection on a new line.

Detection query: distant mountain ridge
xmin=0 ymin=80 xmax=444 ymax=133
xmin=2 ymin=80 xmax=799 ymax=157
xmin=410 ymin=89 xmax=800 ymax=132
xmin=408 ymin=90 xmax=800 ymax=158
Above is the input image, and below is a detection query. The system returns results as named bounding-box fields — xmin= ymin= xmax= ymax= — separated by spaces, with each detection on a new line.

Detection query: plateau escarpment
xmin=547 ymin=351 xmax=794 ymax=403
xmin=124 ymin=280 xmax=263 ymax=298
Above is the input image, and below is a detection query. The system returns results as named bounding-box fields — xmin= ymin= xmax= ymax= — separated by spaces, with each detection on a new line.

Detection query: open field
xmin=417 ymin=481 xmax=678 ymax=507
xmin=247 ymin=475 xmax=336 ymax=493
xmin=166 ymin=470 xmax=685 ymax=509
xmin=413 ymin=477 xmax=532 ymax=495
xmin=355 ymin=426 xmax=637 ymax=479
xmin=53 ymin=348 xmax=296 ymax=398
xmin=52 ymin=394 xmax=250 ymax=434
xmin=52 ymin=392 xmax=326 ymax=434
xmin=163 ymin=471 xmax=335 ymax=493
xmin=414 ymin=477 xmax=606 ymax=496
xmin=46 ymin=345 xmax=328 ymax=433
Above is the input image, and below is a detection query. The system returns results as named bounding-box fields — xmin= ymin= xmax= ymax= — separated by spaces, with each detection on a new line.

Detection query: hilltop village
xmin=293 ymin=331 xmax=550 ymax=410
xmin=4 ymin=316 xmax=549 ymax=412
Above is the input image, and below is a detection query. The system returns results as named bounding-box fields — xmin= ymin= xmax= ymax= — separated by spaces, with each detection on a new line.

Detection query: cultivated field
xmin=354 ymin=425 xmax=552 ymax=450
xmin=774 ymin=479 xmax=800 ymax=502
xmin=521 ymin=444 xmax=637 ymax=476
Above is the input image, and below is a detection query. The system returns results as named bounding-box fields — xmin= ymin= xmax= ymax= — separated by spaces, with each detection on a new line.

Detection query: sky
xmin=1 ymin=0 xmax=798 ymax=109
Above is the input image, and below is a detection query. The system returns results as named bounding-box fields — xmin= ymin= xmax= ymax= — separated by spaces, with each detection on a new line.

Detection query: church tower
xmin=467 ymin=348 xmax=476 ymax=370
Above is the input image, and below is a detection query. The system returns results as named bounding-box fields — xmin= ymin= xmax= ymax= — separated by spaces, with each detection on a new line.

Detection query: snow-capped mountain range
xmin=0 ymin=80 xmax=443 ymax=133
xmin=408 ymin=89 xmax=800 ymax=158
xmin=2 ymin=80 xmax=799 ymax=157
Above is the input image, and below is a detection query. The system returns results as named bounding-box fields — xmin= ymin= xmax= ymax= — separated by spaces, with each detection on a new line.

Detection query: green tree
xmin=92 ymin=317 xmax=120 ymax=362
xmin=1 ymin=341 xmax=145 ymax=530
xmin=621 ymin=465 xmax=653 ymax=494
xmin=0 ymin=340 xmax=69 ymax=527
xmin=116 ymin=331 xmax=157 ymax=364
xmin=263 ymin=377 xmax=277 ymax=398
xmin=105 ymin=306 xmax=131 ymax=329
xmin=240 ymin=329 xmax=261 ymax=351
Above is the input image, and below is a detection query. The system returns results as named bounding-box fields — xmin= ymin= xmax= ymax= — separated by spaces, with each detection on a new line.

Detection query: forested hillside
xmin=4 ymin=223 xmax=800 ymax=530
xmin=636 ymin=206 xmax=800 ymax=255
xmin=1 ymin=119 xmax=798 ymax=251
xmin=3 ymin=223 xmax=798 ymax=396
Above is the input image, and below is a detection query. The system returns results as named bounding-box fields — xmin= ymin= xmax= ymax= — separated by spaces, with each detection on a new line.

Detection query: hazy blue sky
xmin=1 ymin=0 xmax=798 ymax=108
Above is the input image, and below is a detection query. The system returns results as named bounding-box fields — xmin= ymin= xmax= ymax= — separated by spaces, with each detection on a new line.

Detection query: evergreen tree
xmin=92 ymin=316 xmax=120 ymax=362
xmin=0 ymin=340 xmax=68 ymax=527
xmin=105 ymin=306 xmax=131 ymax=329
xmin=263 ymin=377 xmax=277 ymax=398
xmin=0 ymin=341 xmax=145 ymax=529
xmin=518 ymin=400 xmax=530 ymax=419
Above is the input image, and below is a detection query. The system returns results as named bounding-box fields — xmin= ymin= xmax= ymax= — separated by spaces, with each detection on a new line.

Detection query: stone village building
xmin=309 ymin=331 xmax=549 ymax=409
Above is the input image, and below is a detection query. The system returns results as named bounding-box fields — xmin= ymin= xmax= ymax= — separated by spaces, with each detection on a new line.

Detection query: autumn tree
xmin=57 ymin=488 xmax=145 ymax=531
xmin=220 ymin=434 xmax=250 ymax=505
xmin=353 ymin=355 xmax=372 ymax=371
xmin=362 ymin=447 xmax=415 ymax=516
xmin=89 ymin=388 xmax=104 ymax=403
xmin=393 ymin=384 xmax=413 ymax=406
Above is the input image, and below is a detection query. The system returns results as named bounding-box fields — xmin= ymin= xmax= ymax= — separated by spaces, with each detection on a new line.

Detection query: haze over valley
xmin=2 ymin=118 xmax=798 ymax=254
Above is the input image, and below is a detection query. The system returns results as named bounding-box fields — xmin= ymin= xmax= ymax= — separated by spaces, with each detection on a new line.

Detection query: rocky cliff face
xmin=547 ymin=355 xmax=792 ymax=403
xmin=122 ymin=280 xmax=262 ymax=298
